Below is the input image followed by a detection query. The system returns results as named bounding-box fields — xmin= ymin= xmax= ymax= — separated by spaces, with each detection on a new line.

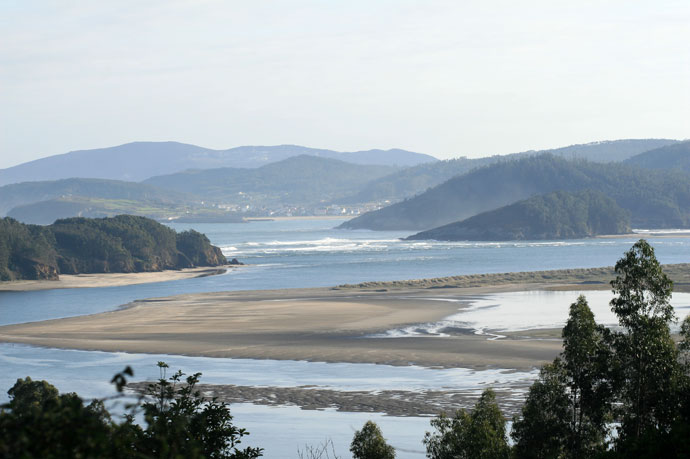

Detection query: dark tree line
xmin=0 ymin=215 xmax=226 ymax=281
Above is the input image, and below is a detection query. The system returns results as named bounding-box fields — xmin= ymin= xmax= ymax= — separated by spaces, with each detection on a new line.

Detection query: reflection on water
xmin=378 ymin=290 xmax=690 ymax=338
xmin=0 ymin=344 xmax=537 ymax=402
xmin=0 ymin=343 xmax=532 ymax=459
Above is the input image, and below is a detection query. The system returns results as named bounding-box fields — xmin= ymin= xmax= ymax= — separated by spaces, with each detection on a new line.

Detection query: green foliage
xmin=136 ymin=362 xmax=262 ymax=459
xmin=513 ymin=296 xmax=614 ymax=458
xmin=408 ymin=190 xmax=630 ymax=241
xmin=0 ymin=377 xmax=138 ymax=458
xmin=0 ymin=217 xmax=58 ymax=280
xmin=0 ymin=215 xmax=226 ymax=280
xmin=511 ymin=362 xmax=571 ymax=459
xmin=424 ymin=389 xmax=509 ymax=459
xmin=0 ymin=362 xmax=262 ymax=459
xmin=560 ymin=296 xmax=615 ymax=455
xmin=350 ymin=420 xmax=395 ymax=459
xmin=609 ymin=240 xmax=680 ymax=443
xmin=514 ymin=240 xmax=690 ymax=458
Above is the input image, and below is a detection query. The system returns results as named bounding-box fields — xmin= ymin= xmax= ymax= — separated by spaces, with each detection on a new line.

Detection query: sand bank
xmin=4 ymin=265 xmax=687 ymax=369
xmin=0 ymin=266 xmax=230 ymax=292
xmin=0 ymin=281 xmax=577 ymax=370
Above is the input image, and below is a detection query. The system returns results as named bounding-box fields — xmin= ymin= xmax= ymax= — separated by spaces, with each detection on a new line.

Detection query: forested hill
xmin=624 ymin=140 xmax=690 ymax=174
xmin=407 ymin=190 xmax=631 ymax=241
xmin=339 ymin=154 xmax=690 ymax=231
xmin=0 ymin=215 xmax=226 ymax=281
xmin=143 ymin=155 xmax=399 ymax=205
xmin=337 ymin=139 xmax=678 ymax=205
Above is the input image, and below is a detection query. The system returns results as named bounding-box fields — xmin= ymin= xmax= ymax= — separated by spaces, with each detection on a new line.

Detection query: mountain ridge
xmin=0 ymin=142 xmax=436 ymax=186
xmin=339 ymin=154 xmax=690 ymax=231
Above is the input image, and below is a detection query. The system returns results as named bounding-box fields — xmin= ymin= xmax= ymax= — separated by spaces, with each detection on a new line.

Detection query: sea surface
xmin=2 ymin=218 xmax=690 ymax=457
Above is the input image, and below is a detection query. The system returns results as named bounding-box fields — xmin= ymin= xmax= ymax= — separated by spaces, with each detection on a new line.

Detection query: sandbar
xmin=0 ymin=282 xmax=573 ymax=370
xmin=2 ymin=264 xmax=688 ymax=370
xmin=0 ymin=266 xmax=231 ymax=292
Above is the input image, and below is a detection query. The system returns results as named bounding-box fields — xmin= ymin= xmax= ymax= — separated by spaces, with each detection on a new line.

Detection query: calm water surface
xmin=2 ymin=219 xmax=690 ymax=457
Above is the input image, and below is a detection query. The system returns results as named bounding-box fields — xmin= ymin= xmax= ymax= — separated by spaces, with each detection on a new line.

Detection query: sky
xmin=1 ymin=0 xmax=689 ymax=168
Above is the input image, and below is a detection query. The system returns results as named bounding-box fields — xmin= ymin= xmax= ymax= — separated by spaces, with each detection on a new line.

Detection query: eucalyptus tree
xmin=609 ymin=239 xmax=680 ymax=442
xmin=513 ymin=296 xmax=614 ymax=458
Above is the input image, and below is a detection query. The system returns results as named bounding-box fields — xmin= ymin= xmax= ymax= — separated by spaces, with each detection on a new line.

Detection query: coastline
xmin=0 ymin=281 xmax=576 ymax=370
xmin=0 ymin=265 xmax=231 ymax=292
xmin=1 ymin=264 xmax=687 ymax=369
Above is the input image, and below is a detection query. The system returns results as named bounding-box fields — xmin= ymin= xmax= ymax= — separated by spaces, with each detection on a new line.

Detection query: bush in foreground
xmin=0 ymin=362 xmax=262 ymax=459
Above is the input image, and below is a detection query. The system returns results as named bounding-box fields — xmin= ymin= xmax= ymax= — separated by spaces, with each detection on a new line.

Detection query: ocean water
xmin=2 ymin=218 xmax=690 ymax=457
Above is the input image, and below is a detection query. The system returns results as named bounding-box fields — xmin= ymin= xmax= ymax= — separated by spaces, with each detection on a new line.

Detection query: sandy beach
xmin=2 ymin=264 xmax=689 ymax=370
xmin=0 ymin=282 xmax=575 ymax=370
xmin=0 ymin=266 xmax=231 ymax=292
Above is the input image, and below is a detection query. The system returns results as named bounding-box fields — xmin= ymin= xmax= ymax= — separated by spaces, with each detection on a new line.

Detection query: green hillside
xmin=0 ymin=177 xmax=191 ymax=216
xmin=407 ymin=190 xmax=630 ymax=241
xmin=338 ymin=139 xmax=677 ymax=205
xmin=625 ymin=140 xmax=690 ymax=173
xmin=340 ymin=154 xmax=690 ymax=231
xmin=144 ymin=155 xmax=399 ymax=205
xmin=0 ymin=215 xmax=226 ymax=281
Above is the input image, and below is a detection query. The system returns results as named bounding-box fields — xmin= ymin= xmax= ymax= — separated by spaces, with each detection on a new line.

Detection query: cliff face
xmin=175 ymin=230 xmax=226 ymax=268
xmin=0 ymin=215 xmax=227 ymax=281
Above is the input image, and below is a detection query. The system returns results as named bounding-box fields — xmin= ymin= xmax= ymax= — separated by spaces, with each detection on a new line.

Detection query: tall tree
xmin=511 ymin=361 xmax=570 ymax=459
xmin=513 ymin=296 xmax=614 ymax=458
xmin=561 ymin=295 xmax=615 ymax=455
xmin=609 ymin=239 xmax=680 ymax=442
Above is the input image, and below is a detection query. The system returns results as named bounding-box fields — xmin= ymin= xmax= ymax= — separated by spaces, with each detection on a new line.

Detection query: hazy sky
xmin=1 ymin=0 xmax=688 ymax=168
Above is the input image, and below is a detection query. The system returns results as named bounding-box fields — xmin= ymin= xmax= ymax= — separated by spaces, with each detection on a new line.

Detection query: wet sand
xmin=0 ymin=266 xmax=231 ymax=292
xmin=127 ymin=381 xmax=532 ymax=417
xmin=0 ymin=282 xmax=573 ymax=370
xmin=3 ymin=264 xmax=689 ymax=369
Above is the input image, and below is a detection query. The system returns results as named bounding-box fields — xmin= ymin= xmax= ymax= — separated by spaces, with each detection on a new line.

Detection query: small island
xmin=406 ymin=190 xmax=631 ymax=241
xmin=0 ymin=215 xmax=227 ymax=281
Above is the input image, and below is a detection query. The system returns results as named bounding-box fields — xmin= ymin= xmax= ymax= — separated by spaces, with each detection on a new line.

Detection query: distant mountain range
xmin=1 ymin=138 xmax=687 ymax=229
xmin=339 ymin=154 xmax=690 ymax=231
xmin=406 ymin=190 xmax=631 ymax=241
xmin=0 ymin=142 xmax=436 ymax=186
xmin=143 ymin=155 xmax=399 ymax=206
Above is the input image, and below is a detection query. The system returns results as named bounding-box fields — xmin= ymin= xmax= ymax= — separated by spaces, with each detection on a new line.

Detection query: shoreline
xmin=0 ymin=281 xmax=579 ymax=370
xmin=1 ymin=264 xmax=687 ymax=370
xmin=245 ymin=216 xmax=348 ymax=221
xmin=0 ymin=265 xmax=232 ymax=292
